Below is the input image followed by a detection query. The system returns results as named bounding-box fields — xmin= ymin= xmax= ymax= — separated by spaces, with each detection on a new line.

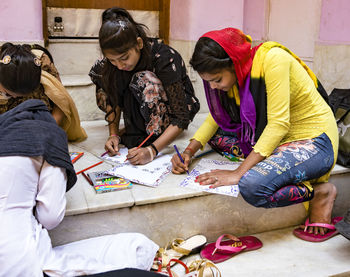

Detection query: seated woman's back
xmin=0 ymin=43 xmax=87 ymax=142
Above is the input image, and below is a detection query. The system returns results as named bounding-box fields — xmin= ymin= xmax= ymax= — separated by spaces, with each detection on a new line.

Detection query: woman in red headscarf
xmin=171 ymin=28 xmax=340 ymax=242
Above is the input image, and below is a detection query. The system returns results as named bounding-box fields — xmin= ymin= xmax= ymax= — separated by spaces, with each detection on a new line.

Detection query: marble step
xmin=61 ymin=74 xmax=105 ymax=121
xmin=49 ymin=117 xmax=350 ymax=248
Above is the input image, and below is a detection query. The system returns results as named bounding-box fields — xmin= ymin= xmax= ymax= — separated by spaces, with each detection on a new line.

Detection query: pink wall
xmin=243 ymin=0 xmax=267 ymax=40
xmin=170 ymin=0 xmax=244 ymax=41
xmin=1 ymin=0 xmax=349 ymax=45
xmin=319 ymin=0 xmax=350 ymax=44
xmin=0 ymin=0 xmax=43 ymax=41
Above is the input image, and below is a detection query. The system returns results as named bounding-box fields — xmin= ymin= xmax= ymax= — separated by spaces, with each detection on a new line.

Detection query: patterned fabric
xmin=267 ymin=184 xmax=314 ymax=207
xmin=96 ymin=87 xmax=109 ymax=112
xmin=238 ymin=133 xmax=334 ymax=208
xmin=89 ymin=38 xmax=200 ymax=142
xmin=0 ymin=85 xmax=52 ymax=114
xmin=208 ymin=129 xmax=244 ymax=158
xmin=129 ymin=71 xmax=170 ymax=136
xmin=120 ymin=71 xmax=171 ymax=148
xmin=0 ymin=52 xmax=58 ymax=115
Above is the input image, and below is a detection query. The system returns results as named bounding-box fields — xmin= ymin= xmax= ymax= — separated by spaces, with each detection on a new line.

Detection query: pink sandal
xmin=200 ymin=234 xmax=263 ymax=263
xmin=293 ymin=216 xmax=343 ymax=242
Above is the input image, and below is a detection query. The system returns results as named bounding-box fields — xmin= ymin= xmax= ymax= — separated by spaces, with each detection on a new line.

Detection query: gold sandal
xmin=187 ymin=259 xmax=222 ymax=277
xmin=152 ymin=235 xmax=207 ymax=270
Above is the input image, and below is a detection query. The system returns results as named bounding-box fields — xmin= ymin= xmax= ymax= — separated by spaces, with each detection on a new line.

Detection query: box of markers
xmin=69 ymin=152 xmax=84 ymax=163
xmin=87 ymin=171 xmax=132 ymax=194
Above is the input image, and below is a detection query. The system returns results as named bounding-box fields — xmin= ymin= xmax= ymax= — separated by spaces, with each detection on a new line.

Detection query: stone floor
xmin=172 ymin=227 xmax=350 ymax=277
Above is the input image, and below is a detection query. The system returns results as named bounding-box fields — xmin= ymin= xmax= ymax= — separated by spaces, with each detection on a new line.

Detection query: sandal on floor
xmin=293 ymin=216 xmax=343 ymax=242
xmin=165 ymin=258 xmax=221 ymax=277
xmin=200 ymin=234 xmax=263 ymax=264
xmin=152 ymin=235 xmax=207 ymax=270
xmin=186 ymin=259 xmax=221 ymax=277
xmin=166 ymin=258 xmax=190 ymax=277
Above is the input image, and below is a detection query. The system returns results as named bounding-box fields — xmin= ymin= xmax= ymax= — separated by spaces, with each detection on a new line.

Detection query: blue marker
xmin=173 ymin=145 xmax=189 ymax=174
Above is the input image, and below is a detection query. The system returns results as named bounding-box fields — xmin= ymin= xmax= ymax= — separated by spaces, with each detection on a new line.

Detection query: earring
xmin=0 ymin=55 xmax=11 ymax=64
xmin=34 ymin=57 xmax=41 ymax=67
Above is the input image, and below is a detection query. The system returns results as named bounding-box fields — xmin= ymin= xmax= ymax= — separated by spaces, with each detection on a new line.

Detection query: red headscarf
xmin=201 ymin=28 xmax=255 ymax=87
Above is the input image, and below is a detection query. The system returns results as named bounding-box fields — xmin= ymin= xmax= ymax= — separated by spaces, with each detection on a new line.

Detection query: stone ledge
xmin=51 ymin=115 xmax=350 ymax=247
xmin=50 ymin=191 xmax=308 ymax=247
xmin=61 ymin=74 xmax=93 ymax=87
xmin=68 ymin=116 xmax=350 ymax=217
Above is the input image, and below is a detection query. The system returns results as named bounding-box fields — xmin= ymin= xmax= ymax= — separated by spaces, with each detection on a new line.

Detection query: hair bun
xmin=102 ymin=7 xmax=130 ymax=23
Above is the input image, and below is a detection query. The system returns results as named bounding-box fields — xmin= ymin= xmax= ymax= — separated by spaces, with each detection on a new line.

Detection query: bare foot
xmin=306 ymin=182 xmax=337 ymax=235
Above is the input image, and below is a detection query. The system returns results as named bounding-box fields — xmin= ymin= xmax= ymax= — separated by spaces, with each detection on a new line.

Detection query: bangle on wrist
xmin=109 ymin=134 xmax=120 ymax=141
xmin=150 ymin=143 xmax=158 ymax=156
xmin=147 ymin=146 xmax=154 ymax=161
xmin=184 ymin=147 xmax=195 ymax=157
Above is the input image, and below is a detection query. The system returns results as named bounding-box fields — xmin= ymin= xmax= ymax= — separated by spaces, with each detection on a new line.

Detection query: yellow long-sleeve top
xmin=193 ymin=47 xmax=338 ymax=162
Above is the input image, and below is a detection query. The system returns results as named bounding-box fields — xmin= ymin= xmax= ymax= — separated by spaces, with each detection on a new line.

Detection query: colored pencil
xmin=173 ymin=144 xmax=189 ymax=174
xmin=76 ymin=161 xmax=103 ymax=175
xmin=101 ymin=150 xmax=109 ymax=157
xmin=124 ymin=131 xmax=154 ymax=162
xmin=81 ymin=171 xmax=93 ymax=186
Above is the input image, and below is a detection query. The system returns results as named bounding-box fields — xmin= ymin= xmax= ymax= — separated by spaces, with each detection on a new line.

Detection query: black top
xmin=89 ymin=38 xmax=200 ymax=147
xmin=0 ymin=99 xmax=76 ymax=191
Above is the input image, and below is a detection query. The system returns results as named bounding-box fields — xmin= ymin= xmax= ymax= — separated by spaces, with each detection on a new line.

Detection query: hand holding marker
xmin=173 ymin=145 xmax=189 ymax=174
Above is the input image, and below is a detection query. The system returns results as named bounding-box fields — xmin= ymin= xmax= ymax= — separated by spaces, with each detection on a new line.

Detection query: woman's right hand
xmin=171 ymin=151 xmax=192 ymax=174
xmin=105 ymin=135 xmax=120 ymax=155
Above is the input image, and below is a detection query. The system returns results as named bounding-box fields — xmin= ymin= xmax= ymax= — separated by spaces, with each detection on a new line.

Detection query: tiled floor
xmin=171 ymin=227 xmax=350 ymax=277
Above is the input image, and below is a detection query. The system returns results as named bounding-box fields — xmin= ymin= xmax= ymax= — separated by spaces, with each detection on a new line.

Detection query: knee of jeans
xmin=238 ymin=177 xmax=267 ymax=208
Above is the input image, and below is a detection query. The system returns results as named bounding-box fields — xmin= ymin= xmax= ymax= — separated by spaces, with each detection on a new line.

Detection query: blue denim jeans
xmin=237 ymin=133 xmax=334 ymax=208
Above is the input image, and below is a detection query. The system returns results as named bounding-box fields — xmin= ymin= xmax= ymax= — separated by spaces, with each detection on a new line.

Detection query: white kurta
xmin=0 ymin=156 xmax=158 ymax=277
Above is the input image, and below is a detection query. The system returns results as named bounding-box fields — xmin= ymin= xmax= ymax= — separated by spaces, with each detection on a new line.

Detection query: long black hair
xmin=0 ymin=43 xmax=52 ymax=95
xmin=0 ymin=43 xmax=45 ymax=94
xmin=98 ymin=7 xmax=152 ymax=122
xmin=190 ymin=37 xmax=233 ymax=74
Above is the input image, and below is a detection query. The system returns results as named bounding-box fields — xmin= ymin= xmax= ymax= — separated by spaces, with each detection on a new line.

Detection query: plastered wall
xmin=1 ymin=0 xmax=349 ymax=97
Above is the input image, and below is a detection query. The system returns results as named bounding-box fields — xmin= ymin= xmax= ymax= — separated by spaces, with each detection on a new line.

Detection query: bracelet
xmin=109 ymin=134 xmax=120 ymax=142
xmin=150 ymin=143 xmax=159 ymax=156
xmin=184 ymin=147 xmax=195 ymax=157
xmin=147 ymin=146 xmax=154 ymax=161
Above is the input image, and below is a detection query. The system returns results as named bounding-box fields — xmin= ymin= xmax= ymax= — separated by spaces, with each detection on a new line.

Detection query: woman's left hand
xmin=127 ymin=147 xmax=153 ymax=165
xmin=196 ymin=169 xmax=242 ymax=188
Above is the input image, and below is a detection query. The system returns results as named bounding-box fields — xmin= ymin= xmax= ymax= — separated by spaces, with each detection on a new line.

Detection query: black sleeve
xmin=153 ymin=44 xmax=184 ymax=87
xmin=89 ymin=59 xmax=106 ymax=90
xmin=153 ymin=44 xmax=200 ymax=129
xmin=89 ymin=59 xmax=110 ymax=112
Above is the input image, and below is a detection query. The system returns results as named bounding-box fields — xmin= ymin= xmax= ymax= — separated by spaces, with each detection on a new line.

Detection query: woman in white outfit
xmin=0 ymin=98 xmax=158 ymax=277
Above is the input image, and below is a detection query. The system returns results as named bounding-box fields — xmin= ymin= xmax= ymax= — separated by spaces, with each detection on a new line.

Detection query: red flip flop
xmin=293 ymin=216 xmax=343 ymax=242
xmin=200 ymin=234 xmax=263 ymax=263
